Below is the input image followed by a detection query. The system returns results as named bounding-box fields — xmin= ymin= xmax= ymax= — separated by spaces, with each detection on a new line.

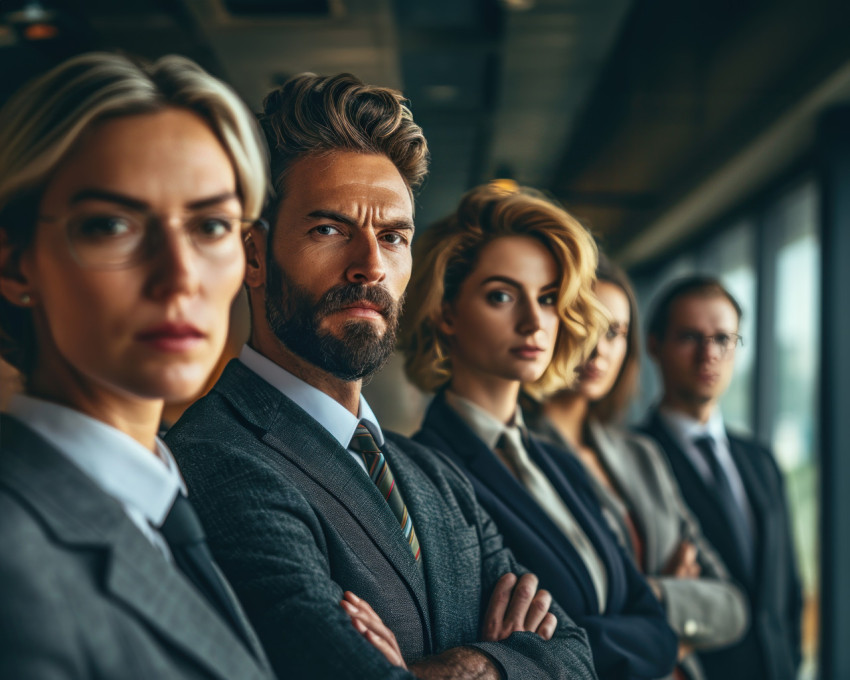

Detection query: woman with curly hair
xmin=401 ymin=182 xmax=678 ymax=680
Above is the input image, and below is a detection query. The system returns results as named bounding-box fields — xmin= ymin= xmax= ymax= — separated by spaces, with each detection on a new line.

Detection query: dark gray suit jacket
xmin=166 ymin=360 xmax=597 ymax=680
xmin=0 ymin=413 xmax=272 ymax=680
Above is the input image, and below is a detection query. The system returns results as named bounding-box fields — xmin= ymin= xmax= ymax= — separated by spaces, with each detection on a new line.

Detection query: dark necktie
xmin=158 ymin=494 xmax=254 ymax=650
xmin=693 ymin=436 xmax=754 ymax=578
xmin=350 ymin=424 xmax=422 ymax=566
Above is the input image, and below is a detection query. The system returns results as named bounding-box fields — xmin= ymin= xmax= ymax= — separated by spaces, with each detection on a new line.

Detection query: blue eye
xmin=487 ymin=290 xmax=512 ymax=304
xmin=314 ymin=225 xmax=341 ymax=236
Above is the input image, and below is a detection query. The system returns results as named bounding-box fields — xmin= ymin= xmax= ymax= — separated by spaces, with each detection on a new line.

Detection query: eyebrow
xmin=480 ymin=275 xmax=559 ymax=291
xmin=69 ymin=189 xmax=239 ymax=212
xmin=306 ymin=209 xmax=415 ymax=232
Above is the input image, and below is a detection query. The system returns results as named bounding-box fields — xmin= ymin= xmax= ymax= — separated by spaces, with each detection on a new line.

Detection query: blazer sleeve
xmin=540 ymin=442 xmax=679 ymax=680
xmin=628 ymin=433 xmax=751 ymax=649
xmin=396 ymin=437 xmax=599 ymax=680
xmin=171 ymin=439 xmax=415 ymax=680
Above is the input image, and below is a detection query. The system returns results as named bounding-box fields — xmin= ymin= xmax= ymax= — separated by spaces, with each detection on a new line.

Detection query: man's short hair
xmin=259 ymin=72 xmax=429 ymax=224
xmin=647 ymin=275 xmax=743 ymax=341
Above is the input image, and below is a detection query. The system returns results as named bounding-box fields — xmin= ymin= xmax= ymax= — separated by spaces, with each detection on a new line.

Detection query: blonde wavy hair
xmin=400 ymin=183 xmax=607 ymax=398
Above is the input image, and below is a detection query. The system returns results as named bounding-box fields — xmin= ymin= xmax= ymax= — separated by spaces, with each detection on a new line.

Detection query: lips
xmin=580 ymin=365 xmax=604 ymax=381
xmin=510 ymin=345 xmax=545 ymax=360
xmin=135 ymin=322 xmax=205 ymax=352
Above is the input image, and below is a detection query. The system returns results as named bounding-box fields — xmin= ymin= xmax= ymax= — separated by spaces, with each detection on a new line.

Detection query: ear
xmin=437 ymin=300 xmax=456 ymax=337
xmin=244 ymin=222 xmax=268 ymax=290
xmin=0 ymin=229 xmax=35 ymax=308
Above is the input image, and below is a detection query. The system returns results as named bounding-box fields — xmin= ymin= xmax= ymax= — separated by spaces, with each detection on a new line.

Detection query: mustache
xmin=314 ymin=284 xmax=398 ymax=320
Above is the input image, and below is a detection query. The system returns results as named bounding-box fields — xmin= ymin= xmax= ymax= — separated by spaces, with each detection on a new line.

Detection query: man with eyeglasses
xmin=639 ymin=275 xmax=802 ymax=680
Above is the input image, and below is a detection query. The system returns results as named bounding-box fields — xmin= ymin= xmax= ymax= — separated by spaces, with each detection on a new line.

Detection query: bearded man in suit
xmin=639 ymin=276 xmax=802 ymax=680
xmin=166 ymin=72 xmax=596 ymax=680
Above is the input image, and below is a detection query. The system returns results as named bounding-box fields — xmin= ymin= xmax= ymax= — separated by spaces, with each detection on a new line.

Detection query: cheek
xmin=204 ymin=258 xmax=245 ymax=336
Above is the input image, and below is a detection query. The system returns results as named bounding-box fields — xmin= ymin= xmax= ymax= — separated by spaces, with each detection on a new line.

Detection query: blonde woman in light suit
xmin=0 ymin=52 xmax=273 ymax=679
xmin=525 ymin=255 xmax=749 ymax=680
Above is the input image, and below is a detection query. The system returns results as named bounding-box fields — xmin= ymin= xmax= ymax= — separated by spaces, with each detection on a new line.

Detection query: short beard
xmin=264 ymin=259 xmax=402 ymax=382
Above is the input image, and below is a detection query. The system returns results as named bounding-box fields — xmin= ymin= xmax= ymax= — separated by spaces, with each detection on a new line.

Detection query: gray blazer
xmin=166 ymin=360 xmax=597 ymax=680
xmin=0 ymin=413 xmax=273 ymax=680
xmin=529 ymin=415 xmax=749 ymax=680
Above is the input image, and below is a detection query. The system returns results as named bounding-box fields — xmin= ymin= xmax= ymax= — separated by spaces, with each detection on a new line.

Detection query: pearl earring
xmin=19 ymin=293 xmax=31 ymax=305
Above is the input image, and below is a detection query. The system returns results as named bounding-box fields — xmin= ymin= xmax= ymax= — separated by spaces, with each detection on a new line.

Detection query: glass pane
xmin=766 ymin=180 xmax=820 ymax=679
xmin=697 ymin=221 xmax=757 ymax=434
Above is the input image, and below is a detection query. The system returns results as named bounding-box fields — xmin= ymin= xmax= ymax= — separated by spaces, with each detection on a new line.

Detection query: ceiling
xmin=3 ymin=0 xmax=850 ymax=266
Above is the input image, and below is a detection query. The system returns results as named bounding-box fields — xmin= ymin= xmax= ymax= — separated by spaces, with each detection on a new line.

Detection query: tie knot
xmin=350 ymin=423 xmax=381 ymax=455
xmin=159 ymin=493 xmax=206 ymax=547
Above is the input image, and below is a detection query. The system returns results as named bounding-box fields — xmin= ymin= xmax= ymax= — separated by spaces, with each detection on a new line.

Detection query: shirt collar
xmin=444 ymin=390 xmax=523 ymax=450
xmin=6 ymin=393 xmax=184 ymax=526
xmin=659 ymin=404 xmax=727 ymax=448
xmin=239 ymin=344 xmax=384 ymax=448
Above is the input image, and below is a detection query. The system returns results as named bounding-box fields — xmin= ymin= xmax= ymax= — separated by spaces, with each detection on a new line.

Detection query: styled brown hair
xmin=647 ymin=275 xmax=742 ymax=342
xmin=400 ymin=182 xmax=606 ymax=398
xmin=0 ymin=52 xmax=268 ymax=376
xmin=259 ymin=72 xmax=429 ymax=224
xmin=589 ymin=254 xmax=641 ymax=423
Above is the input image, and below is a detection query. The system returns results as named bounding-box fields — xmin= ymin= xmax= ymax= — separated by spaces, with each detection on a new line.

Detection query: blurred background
xmin=1 ymin=1 xmax=849 ymax=677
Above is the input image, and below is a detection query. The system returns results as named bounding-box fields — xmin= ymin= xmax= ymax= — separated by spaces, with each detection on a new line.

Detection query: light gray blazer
xmin=0 ymin=413 xmax=273 ymax=680
xmin=530 ymin=416 xmax=749 ymax=680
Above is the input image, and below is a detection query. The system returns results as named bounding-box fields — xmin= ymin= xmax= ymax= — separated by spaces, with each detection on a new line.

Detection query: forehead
xmin=278 ymin=150 xmax=413 ymax=220
xmin=470 ymin=235 xmax=558 ymax=284
xmin=43 ymin=109 xmax=235 ymax=204
xmin=596 ymin=281 xmax=630 ymax=323
xmin=668 ymin=293 xmax=739 ymax=330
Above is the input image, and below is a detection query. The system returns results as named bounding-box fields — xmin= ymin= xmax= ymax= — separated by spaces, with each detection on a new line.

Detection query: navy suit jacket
xmin=414 ymin=393 xmax=678 ymax=680
xmin=639 ymin=409 xmax=803 ymax=680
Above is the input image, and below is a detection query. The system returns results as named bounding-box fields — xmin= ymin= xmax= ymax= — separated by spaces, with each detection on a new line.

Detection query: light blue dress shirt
xmin=659 ymin=406 xmax=755 ymax=539
xmin=5 ymin=393 xmax=185 ymax=560
xmin=239 ymin=344 xmax=384 ymax=473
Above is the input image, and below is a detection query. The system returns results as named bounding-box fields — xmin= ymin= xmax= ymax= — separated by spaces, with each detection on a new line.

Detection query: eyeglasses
xmin=38 ymin=210 xmax=265 ymax=270
xmin=672 ymin=330 xmax=743 ymax=357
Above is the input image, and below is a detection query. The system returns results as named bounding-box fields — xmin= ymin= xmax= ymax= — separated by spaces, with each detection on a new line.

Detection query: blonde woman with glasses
xmin=0 ymin=52 xmax=273 ymax=679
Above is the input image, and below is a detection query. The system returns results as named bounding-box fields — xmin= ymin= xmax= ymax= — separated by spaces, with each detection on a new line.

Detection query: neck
xmin=250 ymin=326 xmax=361 ymax=416
xmin=448 ymin=367 xmax=520 ymax=425
xmin=27 ymin=365 xmax=163 ymax=452
xmin=542 ymin=391 xmax=589 ymax=449
xmin=661 ymin=393 xmax=715 ymax=424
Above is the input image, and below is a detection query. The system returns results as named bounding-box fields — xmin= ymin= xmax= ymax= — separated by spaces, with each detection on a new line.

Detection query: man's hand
xmin=662 ymin=541 xmax=701 ymax=579
xmin=480 ymin=573 xmax=557 ymax=642
xmin=341 ymin=591 xmax=408 ymax=669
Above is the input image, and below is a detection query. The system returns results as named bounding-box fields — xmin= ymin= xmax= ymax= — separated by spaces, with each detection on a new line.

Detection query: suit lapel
xmin=645 ymin=411 xmax=751 ymax=581
xmin=727 ymin=436 xmax=768 ymax=584
xmin=0 ymin=415 xmax=267 ymax=680
xmin=586 ymin=421 xmax=658 ymax=561
xmin=214 ymin=362 xmax=430 ymax=631
xmin=422 ymin=396 xmax=599 ymax=611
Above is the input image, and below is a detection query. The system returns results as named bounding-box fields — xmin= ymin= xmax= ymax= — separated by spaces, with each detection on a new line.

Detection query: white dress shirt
xmin=659 ymin=406 xmax=755 ymax=539
xmin=445 ymin=391 xmax=608 ymax=612
xmin=5 ymin=393 xmax=185 ymax=560
xmin=239 ymin=344 xmax=383 ymax=473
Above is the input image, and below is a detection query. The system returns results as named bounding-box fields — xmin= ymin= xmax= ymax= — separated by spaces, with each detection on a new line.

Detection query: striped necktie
xmin=350 ymin=424 xmax=422 ymax=566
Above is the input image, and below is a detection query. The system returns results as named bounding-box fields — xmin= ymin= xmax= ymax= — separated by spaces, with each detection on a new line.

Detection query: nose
xmin=517 ymin=298 xmax=544 ymax=336
xmin=145 ymin=222 xmax=202 ymax=301
xmin=697 ymin=336 xmax=722 ymax=362
xmin=345 ymin=231 xmax=386 ymax=284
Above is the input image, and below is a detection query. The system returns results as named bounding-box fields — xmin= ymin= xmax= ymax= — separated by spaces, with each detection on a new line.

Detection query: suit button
xmin=684 ymin=619 xmax=700 ymax=637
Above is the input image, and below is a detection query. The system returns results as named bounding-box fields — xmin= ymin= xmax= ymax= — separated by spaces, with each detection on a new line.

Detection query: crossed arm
xmin=343 ymin=572 xmax=558 ymax=678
